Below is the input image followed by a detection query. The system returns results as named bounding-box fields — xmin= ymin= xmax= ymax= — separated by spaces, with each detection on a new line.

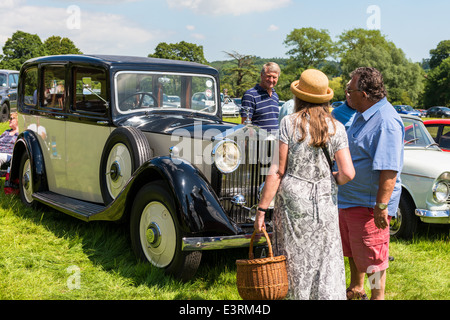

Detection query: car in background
xmin=426 ymin=106 xmax=450 ymax=118
xmin=391 ymin=114 xmax=450 ymax=239
xmin=167 ymin=95 xmax=181 ymax=107
xmin=393 ymin=105 xmax=421 ymax=117
xmin=423 ymin=119 xmax=450 ymax=152
xmin=191 ymin=91 xmax=215 ymax=112
xmin=221 ymin=96 xmax=239 ymax=116
xmin=331 ymin=101 xmax=345 ymax=108
xmin=0 ymin=69 xmax=19 ymax=122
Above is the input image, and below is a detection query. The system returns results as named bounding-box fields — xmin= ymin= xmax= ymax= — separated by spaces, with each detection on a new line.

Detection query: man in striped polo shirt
xmin=240 ymin=62 xmax=281 ymax=132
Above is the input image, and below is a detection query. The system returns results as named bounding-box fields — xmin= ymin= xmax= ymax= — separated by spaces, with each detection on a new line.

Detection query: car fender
xmin=124 ymin=156 xmax=241 ymax=237
xmin=10 ymin=130 xmax=48 ymax=193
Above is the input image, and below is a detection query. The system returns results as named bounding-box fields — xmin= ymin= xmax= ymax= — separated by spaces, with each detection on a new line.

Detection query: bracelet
xmin=257 ymin=207 xmax=269 ymax=213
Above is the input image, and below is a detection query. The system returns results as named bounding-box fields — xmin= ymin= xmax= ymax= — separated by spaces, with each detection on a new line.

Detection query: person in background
xmin=278 ymin=98 xmax=294 ymax=123
xmin=331 ymin=81 xmax=356 ymax=130
xmin=240 ymin=62 xmax=280 ymax=132
xmin=338 ymin=67 xmax=404 ymax=300
xmin=255 ymin=69 xmax=355 ymax=300
xmin=0 ymin=112 xmax=19 ymax=167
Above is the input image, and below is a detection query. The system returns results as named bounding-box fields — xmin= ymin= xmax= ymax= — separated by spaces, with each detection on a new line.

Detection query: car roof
xmin=22 ymin=54 xmax=217 ymax=75
xmin=0 ymin=69 xmax=19 ymax=73
xmin=400 ymin=114 xmax=422 ymax=121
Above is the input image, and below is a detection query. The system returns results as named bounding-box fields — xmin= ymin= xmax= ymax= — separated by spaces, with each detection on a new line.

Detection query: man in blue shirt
xmin=241 ymin=62 xmax=280 ymax=132
xmin=338 ymin=67 xmax=404 ymax=300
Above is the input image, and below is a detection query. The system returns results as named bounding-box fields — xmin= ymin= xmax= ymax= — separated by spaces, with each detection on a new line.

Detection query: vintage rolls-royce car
xmin=9 ymin=55 xmax=275 ymax=280
xmin=391 ymin=114 xmax=450 ymax=238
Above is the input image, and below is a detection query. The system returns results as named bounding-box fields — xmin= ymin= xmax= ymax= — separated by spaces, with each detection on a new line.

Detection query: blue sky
xmin=1 ymin=0 xmax=449 ymax=63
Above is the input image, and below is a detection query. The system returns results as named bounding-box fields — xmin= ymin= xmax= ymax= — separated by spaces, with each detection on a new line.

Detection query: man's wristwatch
xmin=375 ymin=202 xmax=388 ymax=210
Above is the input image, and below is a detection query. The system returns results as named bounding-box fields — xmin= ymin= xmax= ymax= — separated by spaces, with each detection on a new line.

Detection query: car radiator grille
xmin=218 ymin=136 xmax=274 ymax=225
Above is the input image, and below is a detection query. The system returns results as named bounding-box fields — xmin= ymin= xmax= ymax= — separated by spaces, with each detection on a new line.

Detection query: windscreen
xmin=115 ymin=71 xmax=218 ymax=115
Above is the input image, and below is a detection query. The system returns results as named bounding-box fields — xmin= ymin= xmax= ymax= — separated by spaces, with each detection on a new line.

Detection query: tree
xmin=221 ymin=51 xmax=259 ymax=98
xmin=423 ymin=56 xmax=450 ymax=107
xmin=338 ymin=29 xmax=424 ymax=105
xmin=149 ymin=41 xmax=207 ymax=64
xmin=283 ymin=27 xmax=335 ymax=70
xmin=429 ymin=40 xmax=450 ymax=70
xmin=0 ymin=30 xmax=46 ymax=70
xmin=336 ymin=28 xmax=391 ymax=57
xmin=43 ymin=36 xmax=82 ymax=55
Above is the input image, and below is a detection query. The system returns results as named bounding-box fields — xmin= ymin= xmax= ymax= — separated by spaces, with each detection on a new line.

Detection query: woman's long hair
xmin=293 ymin=96 xmax=336 ymax=148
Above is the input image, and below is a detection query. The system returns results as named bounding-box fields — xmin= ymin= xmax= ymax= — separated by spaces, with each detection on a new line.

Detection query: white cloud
xmin=166 ymin=0 xmax=292 ymax=16
xmin=190 ymin=33 xmax=205 ymax=40
xmin=0 ymin=2 xmax=167 ymax=57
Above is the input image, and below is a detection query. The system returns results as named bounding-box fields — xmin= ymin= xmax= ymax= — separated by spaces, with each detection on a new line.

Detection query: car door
xmin=65 ymin=65 xmax=112 ymax=203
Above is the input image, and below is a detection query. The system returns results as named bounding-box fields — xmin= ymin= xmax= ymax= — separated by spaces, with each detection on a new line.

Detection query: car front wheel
xmin=130 ymin=182 xmax=202 ymax=281
xmin=390 ymin=193 xmax=418 ymax=239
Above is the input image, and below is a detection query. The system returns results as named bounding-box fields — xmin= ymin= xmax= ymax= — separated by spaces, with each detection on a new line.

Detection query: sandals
xmin=346 ymin=287 xmax=369 ymax=300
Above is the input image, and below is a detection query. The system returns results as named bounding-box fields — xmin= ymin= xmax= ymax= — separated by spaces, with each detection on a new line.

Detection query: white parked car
xmin=221 ymin=96 xmax=239 ymax=117
xmin=392 ymin=114 xmax=450 ymax=238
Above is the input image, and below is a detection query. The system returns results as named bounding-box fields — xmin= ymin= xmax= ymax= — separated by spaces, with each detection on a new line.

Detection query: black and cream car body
xmin=10 ymin=55 xmax=274 ymax=280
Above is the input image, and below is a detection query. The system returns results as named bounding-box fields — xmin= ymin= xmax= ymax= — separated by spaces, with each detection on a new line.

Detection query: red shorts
xmin=339 ymin=207 xmax=391 ymax=273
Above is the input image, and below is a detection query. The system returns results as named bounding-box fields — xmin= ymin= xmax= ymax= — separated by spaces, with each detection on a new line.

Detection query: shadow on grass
xmin=0 ymin=190 xmax=245 ymax=295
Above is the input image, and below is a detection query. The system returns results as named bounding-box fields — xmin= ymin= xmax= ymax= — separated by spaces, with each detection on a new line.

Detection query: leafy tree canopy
xmin=284 ymin=27 xmax=335 ymax=70
xmin=149 ymin=41 xmax=207 ymax=64
xmin=43 ymin=36 xmax=82 ymax=56
xmin=423 ymin=56 xmax=450 ymax=107
xmin=0 ymin=30 xmax=46 ymax=70
xmin=429 ymin=40 xmax=450 ymax=70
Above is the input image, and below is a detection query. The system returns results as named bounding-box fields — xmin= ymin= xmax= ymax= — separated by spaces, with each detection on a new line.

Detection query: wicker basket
xmin=236 ymin=229 xmax=289 ymax=300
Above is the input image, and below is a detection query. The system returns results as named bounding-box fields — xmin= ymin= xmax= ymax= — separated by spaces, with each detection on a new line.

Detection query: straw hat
xmin=290 ymin=69 xmax=334 ymax=104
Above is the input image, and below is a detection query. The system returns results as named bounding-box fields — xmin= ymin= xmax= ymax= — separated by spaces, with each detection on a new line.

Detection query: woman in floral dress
xmin=255 ymin=69 xmax=355 ymax=300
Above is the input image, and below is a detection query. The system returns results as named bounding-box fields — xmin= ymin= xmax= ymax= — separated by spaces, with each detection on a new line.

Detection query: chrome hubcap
xmin=146 ymin=222 xmax=162 ymax=248
xmin=21 ymin=158 xmax=33 ymax=203
xmin=140 ymin=201 xmax=176 ymax=268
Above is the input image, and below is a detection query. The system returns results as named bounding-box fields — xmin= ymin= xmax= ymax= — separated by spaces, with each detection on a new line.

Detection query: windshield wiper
xmin=425 ymin=142 xmax=439 ymax=149
xmin=404 ymin=138 xmax=419 ymax=145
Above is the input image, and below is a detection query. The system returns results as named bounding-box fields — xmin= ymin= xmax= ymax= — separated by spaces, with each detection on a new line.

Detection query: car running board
xmin=33 ymin=191 xmax=106 ymax=221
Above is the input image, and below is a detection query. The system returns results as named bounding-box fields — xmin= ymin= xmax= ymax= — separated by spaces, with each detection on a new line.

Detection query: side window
xmin=42 ymin=66 xmax=65 ymax=109
xmin=425 ymin=124 xmax=439 ymax=141
xmin=0 ymin=73 xmax=6 ymax=87
xmin=73 ymin=67 xmax=107 ymax=114
xmin=8 ymin=74 xmax=17 ymax=87
xmin=440 ymin=125 xmax=450 ymax=149
xmin=23 ymin=67 xmax=38 ymax=107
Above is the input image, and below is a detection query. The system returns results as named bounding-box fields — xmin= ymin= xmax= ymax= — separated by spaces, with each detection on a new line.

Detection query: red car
xmin=423 ymin=119 xmax=450 ymax=152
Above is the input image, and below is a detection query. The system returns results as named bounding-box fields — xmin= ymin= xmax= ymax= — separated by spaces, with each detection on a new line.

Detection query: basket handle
xmin=249 ymin=228 xmax=273 ymax=259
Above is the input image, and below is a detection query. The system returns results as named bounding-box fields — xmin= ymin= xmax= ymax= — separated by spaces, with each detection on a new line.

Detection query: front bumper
xmin=415 ymin=209 xmax=450 ymax=224
xmin=182 ymin=232 xmax=272 ymax=251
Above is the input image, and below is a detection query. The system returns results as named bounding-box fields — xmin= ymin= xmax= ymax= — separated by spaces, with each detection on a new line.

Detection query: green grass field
xmin=0 ymin=117 xmax=449 ymax=300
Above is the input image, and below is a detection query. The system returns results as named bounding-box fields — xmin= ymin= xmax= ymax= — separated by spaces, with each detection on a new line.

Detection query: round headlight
xmin=212 ymin=139 xmax=241 ymax=173
xmin=433 ymin=181 xmax=449 ymax=203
